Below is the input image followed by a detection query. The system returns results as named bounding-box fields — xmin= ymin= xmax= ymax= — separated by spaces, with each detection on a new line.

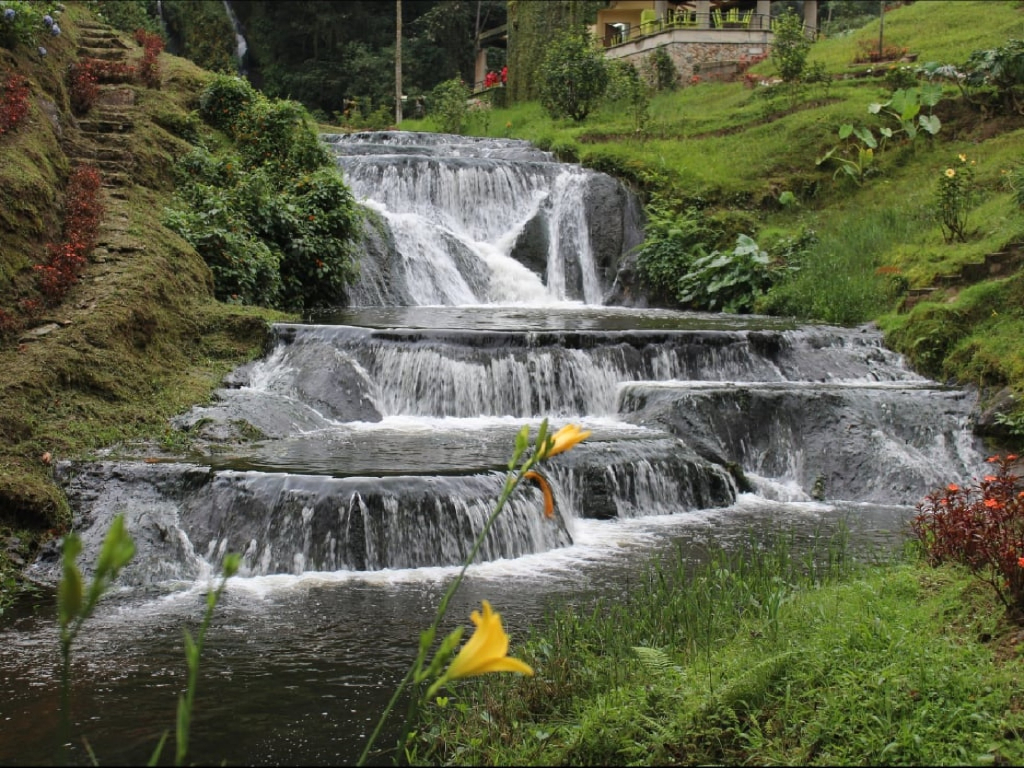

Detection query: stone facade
xmin=605 ymin=35 xmax=769 ymax=84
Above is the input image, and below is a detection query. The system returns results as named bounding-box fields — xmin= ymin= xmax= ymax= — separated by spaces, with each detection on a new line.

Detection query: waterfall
xmin=325 ymin=131 xmax=643 ymax=306
xmin=223 ymin=0 xmax=248 ymax=75
xmin=35 ymin=133 xmax=987 ymax=586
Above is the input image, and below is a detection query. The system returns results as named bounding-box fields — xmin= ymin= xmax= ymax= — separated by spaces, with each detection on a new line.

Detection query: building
xmin=594 ymin=1 xmax=819 ymax=84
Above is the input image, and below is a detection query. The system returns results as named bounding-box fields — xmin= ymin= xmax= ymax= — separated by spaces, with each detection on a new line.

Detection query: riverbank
xmin=410 ymin=541 xmax=1024 ymax=766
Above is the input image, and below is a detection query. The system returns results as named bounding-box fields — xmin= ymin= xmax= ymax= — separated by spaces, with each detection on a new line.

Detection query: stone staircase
xmin=64 ymin=20 xmax=144 ymax=267
xmin=899 ymin=242 xmax=1024 ymax=312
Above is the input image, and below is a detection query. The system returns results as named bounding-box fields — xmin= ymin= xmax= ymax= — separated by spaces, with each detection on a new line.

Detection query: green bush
xmin=163 ymin=185 xmax=283 ymax=306
xmin=771 ymin=10 xmax=812 ymax=85
xmin=644 ymin=47 xmax=678 ymax=91
xmin=539 ymin=29 xmax=610 ymax=122
xmin=198 ymin=73 xmax=258 ymax=137
xmin=605 ymin=60 xmax=650 ymax=134
xmin=259 ymin=167 xmax=361 ymax=311
xmin=636 ymin=197 xmax=719 ymax=305
xmin=0 ymin=1 xmax=60 ymax=50
xmin=169 ymin=89 xmax=362 ymax=312
xmin=92 ymin=0 xmax=161 ymax=35
xmin=429 ymin=77 xmax=470 ymax=134
xmin=676 ymin=234 xmax=773 ymax=313
xmin=234 ymin=97 xmax=331 ymax=177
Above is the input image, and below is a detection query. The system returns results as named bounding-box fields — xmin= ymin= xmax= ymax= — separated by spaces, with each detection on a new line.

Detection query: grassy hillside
xmin=401 ymin=0 xmax=1024 ymax=441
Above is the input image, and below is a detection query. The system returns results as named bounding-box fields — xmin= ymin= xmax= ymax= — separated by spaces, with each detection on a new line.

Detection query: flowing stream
xmin=0 ymin=132 xmax=986 ymax=766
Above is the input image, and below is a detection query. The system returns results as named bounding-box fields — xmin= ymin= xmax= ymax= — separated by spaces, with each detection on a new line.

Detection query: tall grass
xmin=763 ymin=204 xmax=921 ymax=324
xmin=412 ymin=530 xmax=1024 ymax=766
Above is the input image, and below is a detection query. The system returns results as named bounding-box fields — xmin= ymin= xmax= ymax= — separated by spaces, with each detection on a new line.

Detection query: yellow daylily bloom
xmin=524 ymin=470 xmax=555 ymax=518
xmin=958 ymin=153 xmax=967 ymax=162
xmin=541 ymin=423 xmax=592 ymax=460
xmin=444 ymin=601 xmax=534 ymax=680
xmin=945 ymin=168 xmax=956 ymax=178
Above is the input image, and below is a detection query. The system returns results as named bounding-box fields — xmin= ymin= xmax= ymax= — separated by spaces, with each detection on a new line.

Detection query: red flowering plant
xmin=911 ymin=454 xmax=1024 ymax=616
xmin=34 ymin=164 xmax=103 ymax=305
xmin=69 ymin=57 xmax=99 ymax=114
xmin=0 ymin=71 xmax=29 ymax=136
xmin=134 ymin=29 xmax=164 ymax=89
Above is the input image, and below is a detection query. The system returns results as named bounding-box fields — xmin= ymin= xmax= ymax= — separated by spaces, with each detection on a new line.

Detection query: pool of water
xmin=0 ymin=495 xmax=910 ymax=766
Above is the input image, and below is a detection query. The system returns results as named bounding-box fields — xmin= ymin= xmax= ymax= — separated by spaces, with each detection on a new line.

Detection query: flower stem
xmin=356 ymin=465 xmax=533 ymax=766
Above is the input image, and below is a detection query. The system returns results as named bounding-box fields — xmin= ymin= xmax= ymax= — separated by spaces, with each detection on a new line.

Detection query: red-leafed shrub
xmin=911 ymin=454 xmax=1024 ymax=616
xmin=69 ymin=58 xmax=99 ymax=114
xmin=0 ymin=72 xmax=29 ymax=136
xmin=90 ymin=58 xmax=136 ymax=84
xmin=33 ymin=164 xmax=104 ymax=305
xmin=135 ymin=29 xmax=164 ymax=89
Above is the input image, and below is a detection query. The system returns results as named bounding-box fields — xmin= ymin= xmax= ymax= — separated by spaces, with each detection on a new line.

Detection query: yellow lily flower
xmin=444 ymin=601 xmax=534 ymax=680
xmin=541 ymin=423 xmax=591 ymax=459
xmin=524 ymin=470 xmax=554 ymax=518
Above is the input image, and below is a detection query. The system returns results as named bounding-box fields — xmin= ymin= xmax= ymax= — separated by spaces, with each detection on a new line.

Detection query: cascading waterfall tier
xmin=323 ymin=131 xmax=644 ymax=307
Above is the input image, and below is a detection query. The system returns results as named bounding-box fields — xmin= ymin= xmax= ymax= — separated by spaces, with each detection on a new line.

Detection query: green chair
xmin=711 ymin=8 xmax=723 ymax=28
xmin=741 ymin=9 xmax=753 ymax=28
xmin=640 ymin=8 xmax=659 ymax=35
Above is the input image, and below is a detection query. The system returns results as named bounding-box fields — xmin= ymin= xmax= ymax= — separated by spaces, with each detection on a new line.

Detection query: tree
xmin=539 ymin=28 xmax=609 ymax=122
xmin=771 ymin=9 xmax=812 ymax=85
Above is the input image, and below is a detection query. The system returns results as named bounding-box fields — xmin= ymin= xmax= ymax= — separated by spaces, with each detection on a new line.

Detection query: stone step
xmin=99 ymin=172 xmax=132 ymax=187
xmin=78 ymin=47 xmax=132 ymax=61
xmin=66 ymin=131 xmax=130 ymax=149
xmin=92 ymin=158 xmax=135 ymax=175
xmin=65 ymin=140 xmax=129 ymax=160
xmin=77 ymin=117 xmax=135 ymax=134
xmin=95 ymin=87 xmax=136 ymax=108
xmin=79 ymin=34 xmax=130 ymax=49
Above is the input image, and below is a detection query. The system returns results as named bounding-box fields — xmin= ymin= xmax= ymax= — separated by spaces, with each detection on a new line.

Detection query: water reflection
xmin=0 ymin=497 xmax=909 ymax=766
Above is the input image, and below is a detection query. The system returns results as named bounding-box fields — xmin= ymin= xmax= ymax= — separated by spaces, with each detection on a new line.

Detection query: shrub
xmin=135 ymin=28 xmax=164 ymax=89
xmin=539 ymin=29 xmax=609 ymax=123
xmin=911 ymin=454 xmax=1024 ymax=616
xmin=636 ymin=196 xmax=719 ymax=305
xmin=87 ymin=57 xmax=137 ymax=84
xmin=69 ymin=59 xmax=100 ymax=114
xmin=234 ymin=97 xmax=330 ymax=177
xmin=198 ymin=73 xmax=257 ymax=136
xmin=643 ymin=47 xmax=677 ymax=91
xmin=428 ymin=77 xmax=470 ymax=135
xmin=771 ymin=10 xmax=811 ymax=84
xmin=166 ymin=116 xmax=362 ymax=313
xmin=605 ymin=60 xmax=650 ymax=134
xmin=0 ymin=71 xmax=29 ymax=136
xmin=0 ymin=1 xmax=60 ymax=50
xmin=957 ymin=38 xmax=1024 ymax=116
xmin=675 ymin=234 xmax=773 ymax=313
xmin=34 ymin=165 xmax=103 ymax=305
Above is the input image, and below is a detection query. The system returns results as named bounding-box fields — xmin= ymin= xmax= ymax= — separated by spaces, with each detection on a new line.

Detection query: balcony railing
xmin=605 ymin=11 xmax=776 ymax=47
